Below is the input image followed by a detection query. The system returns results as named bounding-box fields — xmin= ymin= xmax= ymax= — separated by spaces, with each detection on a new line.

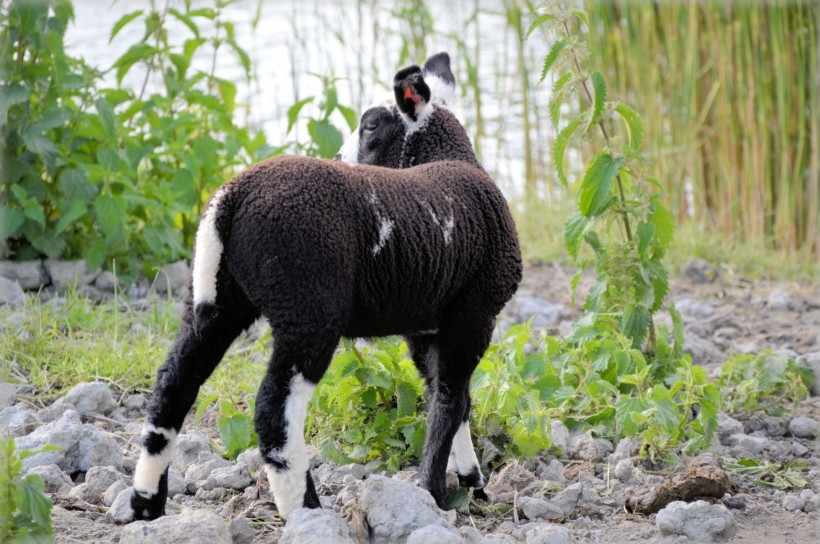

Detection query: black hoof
xmin=457 ymin=466 xmax=485 ymax=489
xmin=131 ymin=490 xmax=165 ymax=521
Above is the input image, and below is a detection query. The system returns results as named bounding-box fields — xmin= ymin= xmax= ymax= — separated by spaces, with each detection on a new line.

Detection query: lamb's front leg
xmin=447 ymin=398 xmax=486 ymax=493
xmin=255 ymin=335 xmax=337 ymax=519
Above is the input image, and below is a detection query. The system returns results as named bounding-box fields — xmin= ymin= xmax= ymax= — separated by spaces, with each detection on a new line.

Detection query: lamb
xmin=130 ymin=52 xmax=522 ymax=521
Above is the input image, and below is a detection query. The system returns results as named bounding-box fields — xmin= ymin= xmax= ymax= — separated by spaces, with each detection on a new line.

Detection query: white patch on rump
xmin=265 ymin=373 xmax=316 ymax=519
xmin=447 ymin=421 xmax=483 ymax=486
xmin=192 ymin=186 xmax=227 ymax=306
xmin=133 ymin=425 xmax=178 ymax=495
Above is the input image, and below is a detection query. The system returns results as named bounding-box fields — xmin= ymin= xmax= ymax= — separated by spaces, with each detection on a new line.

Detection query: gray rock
xmin=120 ymin=507 xmax=232 ymax=544
xmin=792 ymin=441 xmax=809 ymax=457
xmin=93 ymin=271 xmax=119 ymax=292
xmin=788 ymin=416 xmax=818 ymax=438
xmin=154 ymin=260 xmax=190 ymax=295
xmin=568 ymin=434 xmax=612 ymax=462
xmin=44 ymin=259 xmax=97 ymax=289
xmin=767 ymin=289 xmax=795 ymax=311
xmin=0 ymin=260 xmax=45 ymax=289
xmin=107 ymin=486 xmax=136 ymax=523
xmin=407 ymin=525 xmax=463 ymax=544
xmin=459 ymin=526 xmax=484 ymax=544
xmin=551 ymin=421 xmax=570 ymax=454
xmin=85 ymin=465 xmax=127 ymax=491
xmin=613 ymin=459 xmax=634 ymax=482
xmin=229 ymin=516 xmax=255 ymax=544
xmin=655 ymin=500 xmax=737 ymax=542
xmin=173 ymin=431 xmax=213 ymax=472
xmin=0 ymin=276 xmax=25 ymax=306
xmin=514 ymin=293 xmax=563 ymax=327
xmin=236 ymin=447 xmax=263 ymax=474
xmin=607 ymin=436 xmax=638 ymax=464
xmin=782 ymin=494 xmax=804 ymax=512
xmin=68 ymin=482 xmax=102 ymax=504
xmin=358 ymin=475 xmax=454 ymax=544
xmin=717 ymin=413 xmax=744 ymax=443
xmin=25 ymin=464 xmax=74 ymax=494
xmin=0 ymin=403 xmax=37 ymax=436
xmin=518 ymin=496 xmax=564 ymax=521
xmin=168 ymin=468 xmax=185 ymax=497
xmin=0 ymin=383 xmax=17 ymax=410
xmin=675 ymin=297 xmax=716 ymax=319
xmin=729 ymin=433 xmax=769 ymax=455
xmin=796 ymin=352 xmax=820 ymax=396
xmin=551 ymin=483 xmax=595 ymax=517
xmin=15 ymin=409 xmax=123 ymax=473
xmin=38 ymin=381 xmax=117 ymax=423
xmin=684 ymin=259 xmax=719 ymax=284
xmin=185 ymin=457 xmax=232 ymax=492
xmin=537 ymin=459 xmax=566 ymax=484
xmin=104 ymin=480 xmax=129 ymax=507
xmin=525 ymin=524 xmax=572 ymax=544
xmin=278 ymin=507 xmax=356 ymax=544
xmin=201 ymin=464 xmax=252 ymax=491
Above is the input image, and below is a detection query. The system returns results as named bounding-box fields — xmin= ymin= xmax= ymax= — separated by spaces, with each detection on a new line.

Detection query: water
xmin=65 ymin=0 xmax=553 ymax=199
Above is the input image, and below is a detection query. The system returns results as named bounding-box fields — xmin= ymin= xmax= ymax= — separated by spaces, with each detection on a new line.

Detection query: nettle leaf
xmin=622 ymin=303 xmax=651 ymax=348
xmin=636 ymin=221 xmax=654 ymax=258
xmin=645 ymin=260 xmax=669 ymax=312
xmin=109 ymin=9 xmax=143 ymax=43
xmin=539 ymin=39 xmax=567 ymax=83
xmin=571 ymin=9 xmax=590 ymax=28
xmin=0 ymin=205 xmax=25 ymax=239
xmin=396 ymin=381 xmax=417 ymax=418
xmin=287 ymin=96 xmax=314 ymax=133
xmin=616 ymin=396 xmax=648 ymax=437
xmin=15 ymin=475 xmax=53 ymax=532
xmin=55 ymin=199 xmax=87 ymax=235
xmin=563 ymin=212 xmax=589 ymax=260
xmin=307 ymin=119 xmax=343 ymax=159
xmin=168 ymin=7 xmax=199 ymax=37
xmin=113 ymin=43 xmax=159 ymax=86
xmin=649 ymin=385 xmax=680 ymax=434
xmin=218 ymin=414 xmax=251 ymax=459
xmin=548 ymin=72 xmax=572 ymax=127
xmin=585 ymin=70 xmax=607 ymax=134
xmin=553 ymin=116 xmax=582 ymax=186
xmin=526 ymin=13 xmax=556 ymax=39
xmin=650 ymin=201 xmax=675 ymax=250
xmin=614 ymin=102 xmax=645 ymax=152
xmin=579 ymin=153 xmax=624 ymax=217
xmin=336 ymin=104 xmax=359 ymax=133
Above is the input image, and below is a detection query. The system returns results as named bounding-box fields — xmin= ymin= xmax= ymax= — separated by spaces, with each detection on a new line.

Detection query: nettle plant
xmin=519 ymin=3 xmax=720 ymax=459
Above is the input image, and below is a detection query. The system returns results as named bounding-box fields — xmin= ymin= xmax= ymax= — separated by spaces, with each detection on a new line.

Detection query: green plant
xmin=0 ymin=438 xmax=57 ymax=543
xmin=724 ymin=457 xmax=808 ymax=491
xmin=285 ymin=75 xmax=358 ymax=159
xmin=716 ymin=351 xmax=812 ymax=416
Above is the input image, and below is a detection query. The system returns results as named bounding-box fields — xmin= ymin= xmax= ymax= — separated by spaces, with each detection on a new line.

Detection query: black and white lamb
xmin=131 ymin=52 xmax=522 ymax=521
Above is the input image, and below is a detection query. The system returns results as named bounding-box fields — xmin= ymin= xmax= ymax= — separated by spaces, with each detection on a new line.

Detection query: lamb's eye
xmin=363 ymin=120 xmax=379 ymax=132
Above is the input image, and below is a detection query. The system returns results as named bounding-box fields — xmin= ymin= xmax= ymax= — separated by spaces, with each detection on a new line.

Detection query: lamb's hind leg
xmin=415 ymin=314 xmax=494 ymax=507
xmin=131 ymin=302 xmax=257 ymax=520
xmin=255 ymin=329 xmax=339 ymax=519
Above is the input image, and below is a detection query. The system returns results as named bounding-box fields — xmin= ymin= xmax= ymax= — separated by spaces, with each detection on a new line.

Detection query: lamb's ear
xmin=394 ymin=65 xmax=431 ymax=123
xmin=422 ymin=51 xmax=456 ymax=106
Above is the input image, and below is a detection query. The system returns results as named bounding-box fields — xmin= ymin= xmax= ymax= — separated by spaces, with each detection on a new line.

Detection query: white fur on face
xmin=447 ymin=421 xmax=483 ymax=486
xmin=265 ymin=373 xmax=315 ymax=519
xmin=192 ymin=187 xmax=226 ymax=307
xmin=133 ymin=425 xmax=178 ymax=495
xmin=336 ymin=128 xmax=360 ymax=165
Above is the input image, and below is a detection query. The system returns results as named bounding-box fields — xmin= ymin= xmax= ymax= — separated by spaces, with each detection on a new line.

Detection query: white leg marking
xmin=266 ymin=373 xmax=315 ymax=519
xmin=192 ymin=187 xmax=227 ymax=306
xmin=447 ymin=421 xmax=483 ymax=484
xmin=133 ymin=425 xmax=178 ymax=495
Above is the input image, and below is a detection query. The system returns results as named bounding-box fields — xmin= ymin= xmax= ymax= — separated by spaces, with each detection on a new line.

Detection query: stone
xmin=518 ymin=496 xmax=564 ymax=521
xmin=201 ymin=464 xmax=252 ymax=491
xmin=173 ymin=431 xmax=213 ymax=472
xmin=0 ymin=403 xmax=37 ymax=437
xmin=513 ymin=293 xmax=563 ymax=328
xmin=684 ymin=259 xmax=719 ymax=284
xmin=459 ymin=526 xmax=484 ymax=543
xmin=104 ymin=480 xmax=129 ymax=507
xmin=106 ymin=486 xmax=136 ymax=523
xmin=0 ymin=276 xmax=25 ymax=306
xmin=44 ymin=259 xmax=97 ymax=289
xmin=14 ymin=410 xmax=123 ymax=473
xmin=569 ymin=434 xmax=612 ymax=462
xmin=38 ymin=381 xmax=117 ymax=423
xmin=93 ymin=271 xmax=119 ymax=292
xmin=788 ymin=416 xmax=817 ymax=438
xmin=0 ymin=383 xmax=17 ymax=410
xmin=717 ymin=413 xmax=744 ymax=443
xmin=168 ymin=468 xmax=185 ymax=497
xmin=236 ymin=447 xmax=263 ymax=474
xmin=154 ymin=260 xmax=190 ymax=295
xmin=358 ymin=475 xmax=455 ymax=544
xmin=407 ymin=525 xmax=463 ymax=544
xmin=655 ymin=500 xmax=737 ymax=542
xmin=185 ymin=457 xmax=232 ymax=492
xmin=316 ymin=463 xmax=367 ymax=494
xmin=229 ymin=516 xmax=255 ymax=544
xmin=524 ymin=524 xmax=572 ymax=544
xmin=25 ymin=464 xmax=74 ymax=494
xmin=550 ymin=421 xmax=570 ymax=454
xmin=278 ymin=507 xmax=356 ymax=544
xmin=119 ymin=508 xmax=232 ymax=544
xmin=551 ymin=483 xmax=595 ymax=516
xmin=68 ymin=482 xmax=103 ymax=504
xmin=613 ymin=459 xmax=634 ymax=482
xmin=782 ymin=494 xmax=804 ymax=512
xmin=538 ymin=459 xmax=566 ymax=484
xmin=729 ymin=433 xmax=769 ymax=455
xmin=485 ymin=462 xmax=539 ymax=502
xmin=767 ymin=289 xmax=795 ymax=311
xmin=608 ymin=436 xmax=638 ymax=464
xmin=0 ymin=260 xmax=45 ymax=289
xmin=676 ymin=297 xmax=716 ymax=318
xmin=85 ymin=465 xmax=127 ymax=491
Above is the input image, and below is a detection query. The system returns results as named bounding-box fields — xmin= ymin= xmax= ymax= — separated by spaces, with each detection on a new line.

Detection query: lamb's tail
xmin=191 ymin=186 xmax=230 ymax=332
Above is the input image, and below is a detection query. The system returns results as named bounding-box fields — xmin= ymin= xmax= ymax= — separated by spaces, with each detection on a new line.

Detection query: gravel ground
xmin=2 ymin=262 xmax=819 ymax=543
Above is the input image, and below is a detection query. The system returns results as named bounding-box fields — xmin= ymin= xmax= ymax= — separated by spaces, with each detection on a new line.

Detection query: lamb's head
xmin=336 ymin=52 xmax=480 ymax=170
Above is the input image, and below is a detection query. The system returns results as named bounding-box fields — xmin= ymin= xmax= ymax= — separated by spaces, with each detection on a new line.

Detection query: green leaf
xmin=0 ymin=206 xmax=25 ymax=239
xmin=109 ymin=9 xmax=143 ymax=43
xmin=336 ymin=104 xmax=359 ymax=133
xmin=616 ymin=396 xmax=648 ymax=436
xmin=650 ymin=202 xmax=675 ymax=249
xmin=571 ymin=9 xmax=590 ymax=28
xmin=307 ymin=119 xmax=343 ymax=159
xmin=636 ymin=221 xmax=654 ymax=258
xmin=563 ymin=212 xmax=589 ymax=260
xmin=614 ymin=103 xmax=645 ymax=152
xmin=55 ymin=200 xmax=87 ymax=234
xmin=526 ymin=13 xmax=556 ymax=39
xmin=553 ymin=115 xmax=582 ymax=186
xmin=548 ymin=72 xmax=572 ymax=127
xmin=622 ymin=303 xmax=651 ymax=348
xmin=95 ymin=98 xmax=117 ymax=139
xmin=649 ymin=385 xmax=680 ymax=434
xmin=396 ymin=381 xmax=417 ymax=418
xmin=579 ymin=153 xmax=624 ymax=217
xmin=585 ymin=70 xmax=607 ymax=134
xmin=15 ymin=475 xmax=53 ymax=533
xmin=287 ymin=96 xmax=314 ymax=134
xmin=539 ymin=39 xmax=567 ymax=83
xmin=113 ymin=43 xmax=159 ymax=86
xmin=23 ymin=200 xmax=45 ymax=227
xmin=446 ymin=487 xmax=471 ymax=514
xmin=218 ymin=414 xmax=251 ymax=459
xmin=0 ymin=83 xmax=29 ymax=123
xmin=59 ymin=168 xmax=96 ymax=201
xmin=94 ymin=194 xmax=126 ymax=234
xmin=168 ymin=8 xmax=199 ymax=37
